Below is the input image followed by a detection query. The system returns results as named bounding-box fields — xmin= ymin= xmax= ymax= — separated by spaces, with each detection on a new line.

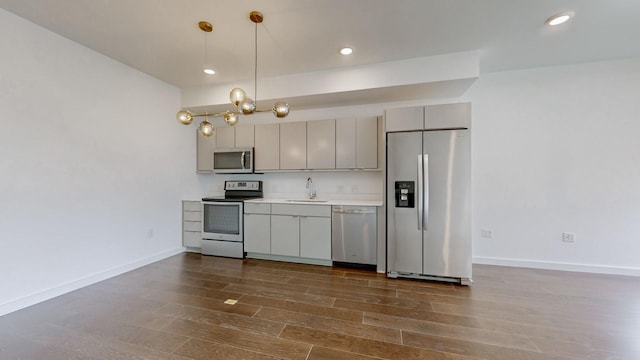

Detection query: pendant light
xmin=176 ymin=10 xmax=290 ymax=136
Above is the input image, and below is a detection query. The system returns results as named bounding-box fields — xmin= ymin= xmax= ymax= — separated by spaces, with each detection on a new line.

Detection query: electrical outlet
xmin=481 ymin=228 xmax=494 ymax=239
xmin=562 ymin=232 xmax=576 ymax=243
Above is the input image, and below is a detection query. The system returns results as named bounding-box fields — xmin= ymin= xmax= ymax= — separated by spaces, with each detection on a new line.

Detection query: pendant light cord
xmin=254 ymin=20 xmax=258 ymax=102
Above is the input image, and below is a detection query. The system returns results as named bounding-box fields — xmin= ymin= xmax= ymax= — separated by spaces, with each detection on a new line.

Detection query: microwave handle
xmin=241 ymin=151 xmax=246 ymax=170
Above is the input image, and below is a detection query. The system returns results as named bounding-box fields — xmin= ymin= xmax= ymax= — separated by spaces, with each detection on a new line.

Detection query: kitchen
xmin=1 ymin=1 xmax=640 ymax=358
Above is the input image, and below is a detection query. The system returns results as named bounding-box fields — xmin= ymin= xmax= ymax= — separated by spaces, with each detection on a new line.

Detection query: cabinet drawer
xmin=244 ymin=203 xmax=271 ymax=214
xmin=271 ymin=204 xmax=331 ymax=217
xmin=183 ymin=221 xmax=201 ymax=232
xmin=183 ymin=231 xmax=202 ymax=247
xmin=183 ymin=201 xmax=201 ymax=212
xmin=183 ymin=211 xmax=201 ymax=221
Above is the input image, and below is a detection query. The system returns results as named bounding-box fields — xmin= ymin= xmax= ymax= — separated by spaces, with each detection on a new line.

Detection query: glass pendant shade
xmin=176 ymin=110 xmax=194 ymax=125
xmin=239 ymin=98 xmax=256 ymax=115
xmin=224 ymin=112 xmax=239 ymax=126
xmin=273 ymin=101 xmax=290 ymax=118
xmin=198 ymin=120 xmax=215 ymax=136
xmin=229 ymin=88 xmax=246 ymax=106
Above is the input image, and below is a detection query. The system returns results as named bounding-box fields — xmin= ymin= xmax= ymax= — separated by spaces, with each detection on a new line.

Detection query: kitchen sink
xmin=285 ymin=199 xmax=328 ymax=203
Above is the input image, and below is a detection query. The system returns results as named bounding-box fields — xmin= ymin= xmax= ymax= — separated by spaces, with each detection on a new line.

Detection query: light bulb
xmin=273 ymin=101 xmax=290 ymax=118
xmin=239 ymin=98 xmax=256 ymax=115
xmin=198 ymin=120 xmax=215 ymax=137
xmin=340 ymin=47 xmax=353 ymax=55
xmin=176 ymin=110 xmax=193 ymax=125
xmin=229 ymin=88 xmax=246 ymax=106
xmin=204 ymin=68 xmax=215 ymax=75
xmin=224 ymin=112 xmax=239 ymax=126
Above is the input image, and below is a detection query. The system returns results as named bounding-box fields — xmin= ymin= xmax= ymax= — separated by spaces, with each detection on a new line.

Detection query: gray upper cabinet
xmin=307 ymin=119 xmax=336 ymax=169
xmin=235 ymin=125 xmax=255 ymax=147
xmin=254 ymin=123 xmax=280 ymax=171
xmin=336 ymin=116 xmax=379 ymax=169
xmin=424 ymin=103 xmax=471 ymax=129
xmin=215 ymin=124 xmax=255 ymax=148
xmin=356 ymin=116 xmax=379 ymax=169
xmin=385 ymin=103 xmax=471 ymax=132
xmin=196 ymin=129 xmax=216 ymax=173
xmin=385 ymin=106 xmax=424 ymax=132
xmin=336 ymin=117 xmax=356 ymax=169
xmin=280 ymin=122 xmax=307 ymax=170
xmin=215 ymin=126 xmax=235 ymax=148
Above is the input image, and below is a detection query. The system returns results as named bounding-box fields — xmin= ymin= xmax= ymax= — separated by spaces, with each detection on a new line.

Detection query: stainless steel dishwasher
xmin=331 ymin=206 xmax=377 ymax=266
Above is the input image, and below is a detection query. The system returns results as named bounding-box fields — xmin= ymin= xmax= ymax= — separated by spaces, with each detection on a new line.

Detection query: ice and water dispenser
xmin=394 ymin=181 xmax=415 ymax=208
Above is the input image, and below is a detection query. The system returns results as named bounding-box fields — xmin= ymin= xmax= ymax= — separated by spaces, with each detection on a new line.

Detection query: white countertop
xmin=245 ymin=198 xmax=383 ymax=207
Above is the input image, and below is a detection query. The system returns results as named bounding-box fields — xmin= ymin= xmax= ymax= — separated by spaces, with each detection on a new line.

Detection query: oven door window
xmin=203 ymin=203 xmax=240 ymax=235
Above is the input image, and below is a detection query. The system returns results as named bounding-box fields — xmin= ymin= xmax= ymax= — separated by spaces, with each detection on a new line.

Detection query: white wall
xmin=465 ymin=58 xmax=640 ymax=275
xmin=0 ymin=9 xmax=205 ymax=315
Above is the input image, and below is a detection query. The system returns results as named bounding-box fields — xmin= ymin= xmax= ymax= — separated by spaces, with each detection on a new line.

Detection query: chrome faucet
xmin=306 ymin=177 xmax=317 ymax=199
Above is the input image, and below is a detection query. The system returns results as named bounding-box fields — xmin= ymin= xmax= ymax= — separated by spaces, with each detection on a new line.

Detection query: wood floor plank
xmin=154 ymin=302 xmax=285 ymax=336
xmin=307 ymin=346 xmax=382 ymax=360
xmin=222 ymin=283 xmax=335 ymax=306
xmin=51 ymin=312 xmax=191 ymax=354
xmin=334 ymin=298 xmax=474 ymax=326
xmin=10 ymin=322 xmax=191 ymax=360
xmin=254 ymin=307 xmax=402 ymax=344
xmin=174 ymin=338 xmax=283 ymax=360
xmin=239 ymin=294 xmax=364 ymax=322
xmin=287 ymin=277 xmax=398 ymax=297
xmin=165 ymin=318 xmax=311 ymax=360
xmin=363 ymin=312 xmax=540 ymax=352
xmin=306 ymin=286 xmax=432 ymax=309
xmin=279 ymin=324 xmax=456 ymax=360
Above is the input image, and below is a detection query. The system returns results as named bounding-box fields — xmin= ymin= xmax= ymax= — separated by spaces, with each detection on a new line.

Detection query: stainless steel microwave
xmin=212 ymin=147 xmax=254 ymax=173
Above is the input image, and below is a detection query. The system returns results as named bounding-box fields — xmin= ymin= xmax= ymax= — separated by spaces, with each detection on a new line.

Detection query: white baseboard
xmin=0 ymin=247 xmax=185 ymax=317
xmin=473 ymin=256 xmax=640 ymax=277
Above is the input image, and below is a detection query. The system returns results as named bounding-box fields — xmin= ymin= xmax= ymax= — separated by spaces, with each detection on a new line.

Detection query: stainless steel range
xmin=201 ymin=180 xmax=263 ymax=258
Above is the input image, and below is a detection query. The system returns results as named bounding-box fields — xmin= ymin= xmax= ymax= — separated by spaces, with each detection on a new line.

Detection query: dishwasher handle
xmin=332 ymin=208 xmax=376 ymax=215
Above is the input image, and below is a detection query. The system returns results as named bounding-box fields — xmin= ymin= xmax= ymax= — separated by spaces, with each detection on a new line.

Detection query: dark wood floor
xmin=1 ymin=253 xmax=639 ymax=359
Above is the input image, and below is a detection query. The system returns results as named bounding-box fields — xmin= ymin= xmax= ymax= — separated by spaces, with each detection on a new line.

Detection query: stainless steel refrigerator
xmin=386 ymin=129 xmax=471 ymax=285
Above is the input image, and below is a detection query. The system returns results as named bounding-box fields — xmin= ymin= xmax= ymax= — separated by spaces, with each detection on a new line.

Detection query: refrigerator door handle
xmin=417 ymin=154 xmax=423 ymax=230
xmin=423 ymin=154 xmax=429 ymax=230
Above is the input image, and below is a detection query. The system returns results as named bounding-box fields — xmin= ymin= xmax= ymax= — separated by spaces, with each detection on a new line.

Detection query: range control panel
xmin=395 ymin=181 xmax=415 ymax=208
xmin=225 ymin=181 xmax=262 ymax=191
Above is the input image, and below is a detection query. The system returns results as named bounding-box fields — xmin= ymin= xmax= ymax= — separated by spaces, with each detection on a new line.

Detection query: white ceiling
xmin=1 ymin=0 xmax=639 ymax=91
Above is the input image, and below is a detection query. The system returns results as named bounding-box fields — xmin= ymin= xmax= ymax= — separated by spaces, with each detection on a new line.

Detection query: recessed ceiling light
xmin=340 ymin=47 xmax=353 ymax=55
xmin=204 ymin=68 xmax=215 ymax=75
xmin=545 ymin=12 xmax=574 ymax=26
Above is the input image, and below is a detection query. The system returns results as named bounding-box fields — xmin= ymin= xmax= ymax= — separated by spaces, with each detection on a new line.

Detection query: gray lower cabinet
xmin=244 ymin=203 xmax=271 ymax=253
xmin=244 ymin=203 xmax=331 ymax=262
xmin=270 ymin=215 xmax=300 ymax=256
xmin=182 ymin=200 xmax=202 ymax=250
xmin=300 ymin=216 xmax=331 ymax=260
xmin=244 ymin=213 xmax=270 ymax=253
